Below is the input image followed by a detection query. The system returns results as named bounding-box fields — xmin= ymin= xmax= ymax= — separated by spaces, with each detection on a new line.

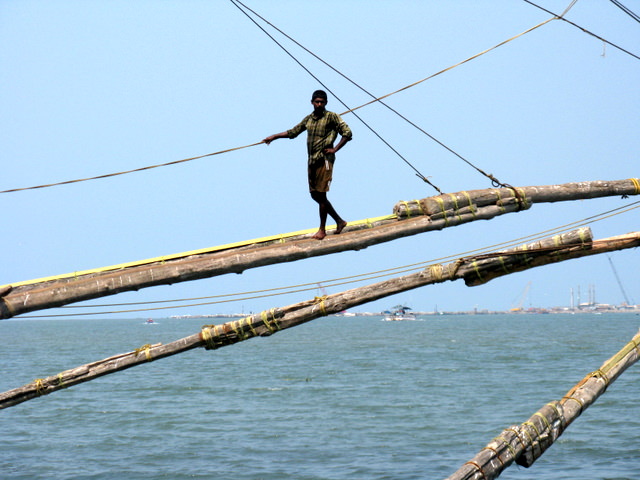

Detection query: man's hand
xmin=263 ymin=132 xmax=289 ymax=145
xmin=324 ymin=136 xmax=350 ymax=155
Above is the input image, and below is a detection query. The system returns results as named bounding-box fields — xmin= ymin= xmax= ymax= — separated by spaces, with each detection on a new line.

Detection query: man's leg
xmin=310 ymin=191 xmax=347 ymax=240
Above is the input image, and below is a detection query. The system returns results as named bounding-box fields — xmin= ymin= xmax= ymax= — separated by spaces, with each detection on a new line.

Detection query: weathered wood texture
xmin=1 ymin=178 xmax=637 ymax=319
xmin=393 ymin=179 xmax=640 ymax=218
xmin=2 ymin=228 xmax=638 ymax=410
xmin=446 ymin=329 xmax=640 ymax=480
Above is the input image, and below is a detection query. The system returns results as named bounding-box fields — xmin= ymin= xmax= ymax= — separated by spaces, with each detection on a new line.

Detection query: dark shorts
xmin=308 ymin=159 xmax=333 ymax=193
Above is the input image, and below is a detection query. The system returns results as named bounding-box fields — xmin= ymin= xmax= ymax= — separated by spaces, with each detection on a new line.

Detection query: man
xmin=263 ymin=90 xmax=353 ymax=240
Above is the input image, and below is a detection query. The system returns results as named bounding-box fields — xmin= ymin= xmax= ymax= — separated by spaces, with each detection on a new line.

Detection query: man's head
xmin=311 ymin=90 xmax=328 ymax=102
xmin=311 ymin=90 xmax=328 ymax=114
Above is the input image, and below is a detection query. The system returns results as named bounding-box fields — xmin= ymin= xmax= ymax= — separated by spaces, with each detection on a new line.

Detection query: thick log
xmin=446 ymin=329 xmax=640 ymax=480
xmin=458 ymin=227 xmax=593 ymax=286
xmin=0 ymin=203 xmax=523 ymax=319
xmin=1 ymin=178 xmax=638 ymax=319
xmin=393 ymin=178 xmax=640 ymax=218
xmin=2 ymin=229 xmax=638 ymax=410
xmin=461 ymin=231 xmax=640 ymax=286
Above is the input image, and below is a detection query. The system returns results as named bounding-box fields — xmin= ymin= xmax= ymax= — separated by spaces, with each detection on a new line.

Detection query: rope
xmin=0 ymin=141 xmax=264 ymax=194
xmin=2 ymin=10 xmax=567 ymax=196
xmin=344 ymin=16 xmax=558 ymax=190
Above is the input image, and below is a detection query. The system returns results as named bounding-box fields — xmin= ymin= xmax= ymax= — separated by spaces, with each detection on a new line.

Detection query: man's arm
xmin=323 ymin=135 xmax=350 ymax=155
xmin=324 ymin=113 xmax=352 ymax=155
xmin=263 ymin=131 xmax=289 ymax=145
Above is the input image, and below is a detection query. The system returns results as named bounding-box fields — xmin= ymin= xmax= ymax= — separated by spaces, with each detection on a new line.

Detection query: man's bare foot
xmin=335 ymin=220 xmax=347 ymax=235
xmin=312 ymin=229 xmax=327 ymax=240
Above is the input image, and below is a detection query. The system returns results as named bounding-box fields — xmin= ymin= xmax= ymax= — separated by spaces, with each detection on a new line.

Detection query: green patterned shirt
xmin=287 ymin=110 xmax=352 ymax=166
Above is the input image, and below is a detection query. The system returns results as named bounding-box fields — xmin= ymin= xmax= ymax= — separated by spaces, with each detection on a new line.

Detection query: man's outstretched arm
xmin=263 ymin=132 xmax=289 ymax=145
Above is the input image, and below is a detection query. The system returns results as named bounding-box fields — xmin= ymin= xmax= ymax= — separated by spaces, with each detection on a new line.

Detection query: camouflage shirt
xmin=287 ymin=110 xmax=352 ymax=166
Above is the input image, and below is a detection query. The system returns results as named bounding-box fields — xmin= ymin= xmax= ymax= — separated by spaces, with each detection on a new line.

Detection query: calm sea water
xmin=1 ymin=313 xmax=639 ymax=480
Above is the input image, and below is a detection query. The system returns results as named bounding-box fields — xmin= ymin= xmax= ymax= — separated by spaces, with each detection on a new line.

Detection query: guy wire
xmin=609 ymin=0 xmax=640 ymax=24
xmin=524 ymin=0 xmax=640 ymax=60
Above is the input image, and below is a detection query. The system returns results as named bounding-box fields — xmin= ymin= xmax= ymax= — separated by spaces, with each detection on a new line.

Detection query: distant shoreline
xmin=171 ymin=306 xmax=640 ymax=319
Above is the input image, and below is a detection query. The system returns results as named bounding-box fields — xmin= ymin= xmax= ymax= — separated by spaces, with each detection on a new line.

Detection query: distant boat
xmin=145 ymin=318 xmax=156 ymax=324
xmin=383 ymin=305 xmax=416 ymax=321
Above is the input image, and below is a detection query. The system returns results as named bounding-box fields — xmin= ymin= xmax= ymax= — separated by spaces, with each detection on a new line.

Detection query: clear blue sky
xmin=1 ymin=1 xmax=639 ymax=318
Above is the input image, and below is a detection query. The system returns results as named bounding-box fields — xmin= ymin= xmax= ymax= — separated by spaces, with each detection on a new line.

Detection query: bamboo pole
xmin=2 ymin=228 xmax=638 ymax=410
xmin=1 ymin=178 xmax=638 ymax=319
xmin=446 ymin=329 xmax=640 ymax=480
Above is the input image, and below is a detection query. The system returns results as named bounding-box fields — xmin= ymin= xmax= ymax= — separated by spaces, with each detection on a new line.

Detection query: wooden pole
xmin=393 ymin=178 xmax=640 ymax=218
xmin=2 ymin=228 xmax=638 ymax=410
xmin=1 ymin=178 xmax=638 ymax=319
xmin=446 ymin=329 xmax=640 ymax=480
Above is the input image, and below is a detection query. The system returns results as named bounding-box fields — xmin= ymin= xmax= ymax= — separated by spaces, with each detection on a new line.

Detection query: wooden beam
xmin=446 ymin=329 xmax=640 ymax=479
xmin=2 ymin=228 xmax=638 ymax=409
xmin=1 ymin=178 xmax=638 ymax=319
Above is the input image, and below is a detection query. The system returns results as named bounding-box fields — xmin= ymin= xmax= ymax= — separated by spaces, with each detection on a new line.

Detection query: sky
xmin=1 ymin=0 xmax=639 ymax=319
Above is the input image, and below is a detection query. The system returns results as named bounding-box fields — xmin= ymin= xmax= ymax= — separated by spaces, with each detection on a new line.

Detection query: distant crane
xmin=510 ymin=281 xmax=531 ymax=312
xmin=607 ymin=255 xmax=632 ymax=306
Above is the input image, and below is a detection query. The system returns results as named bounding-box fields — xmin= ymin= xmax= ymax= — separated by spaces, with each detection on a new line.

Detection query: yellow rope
xmin=561 ymin=394 xmax=584 ymax=412
xmin=533 ymin=411 xmax=552 ymax=431
xmin=591 ymin=369 xmax=611 ymax=388
xmin=261 ymin=308 xmax=280 ymax=333
xmin=523 ymin=420 xmax=541 ymax=438
xmin=239 ymin=316 xmax=258 ymax=338
xmin=482 ymin=446 xmax=505 ymax=467
xmin=494 ymin=189 xmax=506 ymax=213
xmin=520 ymin=425 xmax=535 ymax=447
xmin=598 ymin=335 xmax=640 ymax=378
xmin=134 ymin=344 xmax=153 ymax=361
xmin=494 ymin=436 xmax=518 ymax=460
xmin=471 ymin=260 xmax=483 ymax=281
xmin=463 ymin=461 xmax=487 ymax=480
xmin=314 ymin=296 xmax=328 ymax=316
xmin=449 ymin=193 xmax=462 ymax=221
xmin=200 ymin=326 xmax=215 ymax=349
xmin=428 ymin=264 xmax=444 ymax=282
xmin=462 ymin=191 xmax=477 ymax=219
xmin=34 ymin=378 xmax=45 ymax=396
xmin=631 ymin=178 xmax=640 ymax=194
xmin=401 ymin=201 xmax=412 ymax=218
xmin=506 ymin=427 xmax=527 ymax=450
xmin=545 ymin=401 xmax=564 ymax=428
xmin=498 ymin=256 xmax=509 ymax=274
xmin=434 ymin=197 xmax=449 ymax=226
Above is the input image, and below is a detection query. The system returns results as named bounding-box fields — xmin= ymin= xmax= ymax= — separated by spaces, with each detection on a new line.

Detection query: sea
xmin=1 ymin=313 xmax=639 ymax=480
